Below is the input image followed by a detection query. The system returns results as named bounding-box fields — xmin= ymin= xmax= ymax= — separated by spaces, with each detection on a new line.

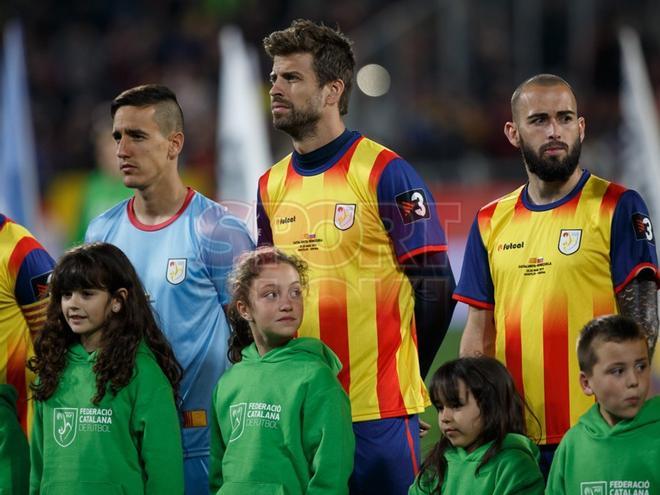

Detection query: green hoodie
xmin=409 ymin=433 xmax=544 ymax=495
xmin=209 ymin=337 xmax=354 ymax=495
xmin=0 ymin=384 xmax=29 ymax=495
xmin=29 ymin=342 xmax=184 ymax=495
xmin=546 ymin=396 xmax=660 ymax=495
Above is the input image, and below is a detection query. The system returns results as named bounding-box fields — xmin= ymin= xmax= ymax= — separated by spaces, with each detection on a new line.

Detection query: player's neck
xmin=526 ymin=167 xmax=583 ymax=205
xmin=132 ymin=176 xmax=188 ymax=225
xmin=291 ymin=116 xmax=345 ymax=155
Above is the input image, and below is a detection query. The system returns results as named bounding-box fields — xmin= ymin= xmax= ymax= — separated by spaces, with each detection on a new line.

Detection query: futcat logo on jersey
xmin=558 ymin=229 xmax=582 ymax=255
xmin=52 ymin=407 xmax=114 ymax=447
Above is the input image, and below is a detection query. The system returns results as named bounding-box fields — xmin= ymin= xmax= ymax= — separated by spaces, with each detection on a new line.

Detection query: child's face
xmin=579 ymin=338 xmax=650 ymax=426
xmin=61 ymin=288 xmax=123 ymax=352
xmin=436 ymin=380 xmax=483 ymax=452
xmin=239 ymin=263 xmax=303 ymax=355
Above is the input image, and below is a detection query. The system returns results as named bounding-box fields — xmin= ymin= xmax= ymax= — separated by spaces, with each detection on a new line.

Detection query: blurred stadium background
xmin=2 ymin=0 xmax=660 ymax=451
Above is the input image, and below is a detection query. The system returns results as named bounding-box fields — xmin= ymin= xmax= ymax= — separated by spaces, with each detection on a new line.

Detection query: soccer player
xmin=257 ymin=20 xmax=456 ymax=495
xmin=0 ymin=213 xmax=54 ymax=494
xmin=85 ymin=85 xmax=254 ymax=495
xmin=454 ymin=74 xmax=659 ymax=476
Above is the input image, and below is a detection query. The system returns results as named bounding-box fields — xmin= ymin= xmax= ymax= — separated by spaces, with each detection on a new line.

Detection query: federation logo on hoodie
xmin=229 ymin=403 xmax=247 ymax=442
xmin=53 ymin=408 xmax=78 ymax=447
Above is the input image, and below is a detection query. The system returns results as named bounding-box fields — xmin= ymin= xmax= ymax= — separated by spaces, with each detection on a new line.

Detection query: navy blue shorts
xmin=350 ymin=415 xmax=420 ymax=495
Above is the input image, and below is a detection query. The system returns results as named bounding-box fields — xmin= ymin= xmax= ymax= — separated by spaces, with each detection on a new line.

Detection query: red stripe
xmin=8 ymin=236 xmax=43 ymax=278
xmin=512 ymin=192 xmax=531 ymax=221
xmin=452 ymin=294 xmax=494 ymax=310
xmin=477 ymin=201 xmax=498 ymax=233
xmin=375 ymin=279 xmax=406 ymax=414
xmin=258 ymin=170 xmax=271 ymax=206
xmin=543 ymin=293 xmax=570 ymax=442
xmin=368 ymin=146 xmax=397 ymax=192
xmin=318 ymin=279 xmax=351 ymax=393
xmin=404 ymin=416 xmax=419 ymax=475
xmin=504 ymin=302 xmax=525 ymax=400
xmin=614 ymin=262 xmax=659 ymax=293
xmin=324 ymin=137 xmax=361 ymax=185
xmin=599 ymin=182 xmax=626 ymax=217
xmin=397 ymin=244 xmax=448 ymax=263
xmin=284 ymin=158 xmax=302 ymax=191
xmin=127 ymin=187 xmax=195 ymax=231
xmin=554 ymin=189 xmax=582 ymax=217
xmin=7 ymin=338 xmax=28 ymax=433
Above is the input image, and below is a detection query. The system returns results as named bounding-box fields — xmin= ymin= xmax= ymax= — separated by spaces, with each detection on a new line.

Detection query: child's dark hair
xmin=28 ymin=242 xmax=182 ymax=405
xmin=227 ymin=246 xmax=308 ymax=363
xmin=578 ymin=315 xmax=648 ymax=374
xmin=417 ymin=357 xmax=534 ymax=493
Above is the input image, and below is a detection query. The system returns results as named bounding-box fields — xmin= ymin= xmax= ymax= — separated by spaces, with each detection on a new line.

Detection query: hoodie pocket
xmin=43 ymin=481 xmax=125 ymax=495
xmin=218 ymin=481 xmax=285 ymax=495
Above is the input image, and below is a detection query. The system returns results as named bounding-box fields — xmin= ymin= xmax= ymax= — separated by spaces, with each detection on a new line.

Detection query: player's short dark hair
xmin=263 ymin=19 xmax=355 ymax=115
xmin=110 ymin=84 xmax=184 ymax=135
xmin=578 ymin=315 xmax=648 ymax=374
xmin=510 ymin=73 xmax=576 ymax=121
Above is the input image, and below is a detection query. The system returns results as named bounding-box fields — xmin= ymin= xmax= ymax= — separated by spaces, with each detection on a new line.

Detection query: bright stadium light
xmin=356 ymin=63 xmax=391 ymax=97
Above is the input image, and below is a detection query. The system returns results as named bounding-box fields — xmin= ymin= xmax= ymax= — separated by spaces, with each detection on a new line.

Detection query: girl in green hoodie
xmin=209 ymin=246 xmax=355 ymax=495
xmin=409 ymin=357 xmax=544 ymax=495
xmin=28 ymin=243 xmax=185 ymax=495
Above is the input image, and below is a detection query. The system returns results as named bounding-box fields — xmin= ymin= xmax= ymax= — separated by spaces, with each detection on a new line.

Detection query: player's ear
xmin=324 ymin=79 xmax=345 ymax=107
xmin=579 ymin=371 xmax=594 ymax=396
xmin=168 ymin=131 xmax=184 ymax=160
xmin=504 ymin=121 xmax=520 ymax=148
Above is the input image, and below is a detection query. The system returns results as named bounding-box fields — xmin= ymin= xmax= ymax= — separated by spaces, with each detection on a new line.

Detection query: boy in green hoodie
xmin=547 ymin=315 xmax=660 ymax=494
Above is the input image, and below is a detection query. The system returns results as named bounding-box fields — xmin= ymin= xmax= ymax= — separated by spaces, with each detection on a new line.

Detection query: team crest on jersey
xmin=334 ymin=204 xmax=356 ymax=231
xmin=580 ymin=481 xmax=607 ymax=495
xmin=558 ymin=229 xmax=582 ymax=255
xmin=229 ymin=403 xmax=247 ymax=442
xmin=53 ymin=408 xmax=78 ymax=447
xmin=166 ymin=258 xmax=187 ymax=285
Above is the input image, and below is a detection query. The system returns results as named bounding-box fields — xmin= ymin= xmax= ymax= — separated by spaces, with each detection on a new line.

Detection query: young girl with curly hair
xmin=209 ymin=246 xmax=355 ymax=494
xmin=410 ymin=357 xmax=544 ymax=495
xmin=28 ymin=242 xmax=184 ymax=494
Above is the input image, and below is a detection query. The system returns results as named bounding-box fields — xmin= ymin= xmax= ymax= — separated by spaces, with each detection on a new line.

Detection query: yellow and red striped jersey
xmin=0 ymin=214 xmax=54 ymax=433
xmin=454 ymin=171 xmax=659 ymax=444
xmin=257 ymin=132 xmax=448 ymax=421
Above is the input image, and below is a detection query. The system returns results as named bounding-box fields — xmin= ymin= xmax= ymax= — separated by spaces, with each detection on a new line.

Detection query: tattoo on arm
xmin=617 ymin=277 xmax=658 ymax=355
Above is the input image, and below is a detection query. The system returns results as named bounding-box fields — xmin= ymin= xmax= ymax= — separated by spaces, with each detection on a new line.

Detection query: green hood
xmin=444 ymin=433 xmax=540 ymax=464
xmin=577 ymin=396 xmax=660 ymax=439
xmin=240 ymin=337 xmax=343 ymax=375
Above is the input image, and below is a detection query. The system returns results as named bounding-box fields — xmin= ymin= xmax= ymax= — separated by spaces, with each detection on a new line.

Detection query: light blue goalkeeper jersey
xmin=85 ymin=188 xmax=254 ymax=460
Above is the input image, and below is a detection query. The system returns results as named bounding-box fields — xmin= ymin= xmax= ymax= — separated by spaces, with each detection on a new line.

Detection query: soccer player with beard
xmin=454 ymin=73 xmax=659 ymax=477
xmin=257 ymin=19 xmax=456 ymax=495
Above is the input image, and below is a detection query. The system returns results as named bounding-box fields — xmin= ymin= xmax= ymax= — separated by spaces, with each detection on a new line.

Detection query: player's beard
xmin=520 ymin=136 xmax=582 ymax=182
xmin=272 ymin=97 xmax=322 ymax=141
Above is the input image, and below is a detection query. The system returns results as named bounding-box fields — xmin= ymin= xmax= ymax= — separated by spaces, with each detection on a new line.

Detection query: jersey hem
xmin=351 ymin=404 xmax=428 ymax=423
xmin=452 ymin=294 xmax=495 ymax=310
